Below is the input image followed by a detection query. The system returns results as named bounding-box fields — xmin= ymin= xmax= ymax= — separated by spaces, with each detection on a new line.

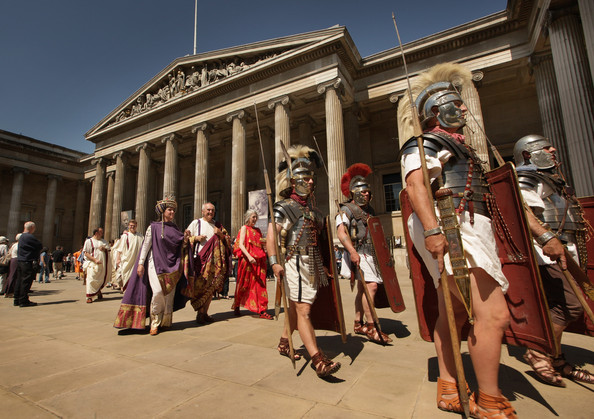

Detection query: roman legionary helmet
xmin=397 ymin=62 xmax=472 ymax=145
xmin=341 ymin=163 xmax=372 ymax=206
xmin=276 ymin=145 xmax=321 ymax=198
xmin=513 ymin=134 xmax=556 ymax=170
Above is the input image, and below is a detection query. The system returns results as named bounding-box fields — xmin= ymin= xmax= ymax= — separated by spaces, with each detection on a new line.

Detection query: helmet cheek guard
xmin=416 ymin=81 xmax=466 ymax=129
xmin=513 ymin=135 xmax=556 ymax=169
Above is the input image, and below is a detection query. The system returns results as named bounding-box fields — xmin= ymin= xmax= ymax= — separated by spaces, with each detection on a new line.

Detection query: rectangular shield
xmin=310 ymin=216 xmax=347 ymax=343
xmin=400 ymin=163 xmax=556 ymax=354
xmin=367 ymin=216 xmax=406 ymax=313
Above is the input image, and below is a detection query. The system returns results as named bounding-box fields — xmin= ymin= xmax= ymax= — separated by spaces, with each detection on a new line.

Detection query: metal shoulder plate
xmin=399 ymin=132 xmax=468 ymax=161
xmin=273 ymin=198 xmax=302 ymax=231
xmin=516 ymin=167 xmax=558 ymax=192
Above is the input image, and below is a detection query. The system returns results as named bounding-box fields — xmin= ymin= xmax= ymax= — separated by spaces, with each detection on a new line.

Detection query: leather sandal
xmin=354 ymin=320 xmax=367 ymax=335
xmin=259 ymin=311 xmax=273 ymax=320
xmin=364 ymin=322 xmax=393 ymax=344
xmin=149 ymin=327 xmax=158 ymax=336
xmin=553 ymin=354 xmax=594 ymax=384
xmin=523 ymin=349 xmax=565 ymax=387
xmin=475 ymin=390 xmax=517 ymax=419
xmin=436 ymin=377 xmax=477 ymax=415
xmin=277 ymin=337 xmax=301 ymax=360
xmin=311 ymin=351 xmax=341 ymax=378
xmin=86 ymin=298 xmax=93 ymax=304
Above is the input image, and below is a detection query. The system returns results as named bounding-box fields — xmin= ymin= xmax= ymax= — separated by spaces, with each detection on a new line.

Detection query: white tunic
xmin=335 ymin=214 xmax=382 ymax=283
xmin=401 ymin=152 xmax=508 ymax=292
xmin=186 ymin=217 xmax=216 ymax=254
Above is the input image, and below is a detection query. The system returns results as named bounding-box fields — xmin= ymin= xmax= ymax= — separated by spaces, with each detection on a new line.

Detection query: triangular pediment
xmin=86 ymin=26 xmax=354 ymax=139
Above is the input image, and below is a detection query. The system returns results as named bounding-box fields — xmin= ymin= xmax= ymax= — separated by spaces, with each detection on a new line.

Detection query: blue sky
xmin=1 ymin=1 xmax=506 ymax=154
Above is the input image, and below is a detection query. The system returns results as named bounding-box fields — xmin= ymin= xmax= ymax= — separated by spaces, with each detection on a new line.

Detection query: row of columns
xmin=529 ymin=6 xmax=594 ymax=196
xmin=87 ymin=78 xmax=349 ymax=239
xmin=6 ymin=168 xmax=88 ymax=251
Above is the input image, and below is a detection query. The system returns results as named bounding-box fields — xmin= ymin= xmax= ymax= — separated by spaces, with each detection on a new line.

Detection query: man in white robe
xmin=83 ymin=227 xmax=110 ymax=303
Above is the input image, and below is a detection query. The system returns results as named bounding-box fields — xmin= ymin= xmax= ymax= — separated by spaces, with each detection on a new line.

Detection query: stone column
xmin=42 ymin=175 xmax=60 ymax=248
xmin=461 ymin=72 xmax=490 ymax=170
xmin=226 ymin=110 xmax=247 ymax=236
xmin=578 ymin=0 xmax=594 ymax=84
xmin=318 ymin=78 xmax=347 ymax=211
xmin=135 ymin=143 xmax=153 ymax=233
xmin=6 ymin=167 xmax=28 ymax=241
xmin=268 ymin=95 xmax=291 ymax=200
xmin=104 ymin=172 xmax=115 ymax=241
xmin=72 ymin=180 xmax=87 ymax=251
xmin=530 ymin=53 xmax=573 ymax=185
xmin=162 ymin=133 xmax=181 ymax=199
xmin=111 ymin=151 xmax=126 ymax=239
xmin=192 ymin=123 xmax=210 ymax=218
xmin=548 ymin=9 xmax=594 ymax=195
xmin=87 ymin=178 xmax=95 ymax=236
xmin=89 ymin=158 xmax=105 ymax=233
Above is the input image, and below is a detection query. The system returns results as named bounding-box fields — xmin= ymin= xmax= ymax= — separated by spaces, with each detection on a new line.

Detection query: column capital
xmin=11 ymin=166 xmax=29 ymax=175
xmin=91 ymin=157 xmax=104 ymax=166
xmin=317 ymin=78 xmax=343 ymax=95
xmin=529 ymin=52 xmax=553 ymax=69
xmin=106 ymin=171 xmax=115 ymax=180
xmin=161 ymin=132 xmax=182 ymax=145
xmin=192 ymin=122 xmax=212 ymax=134
xmin=226 ymin=109 xmax=247 ymax=123
xmin=267 ymin=95 xmax=290 ymax=110
xmin=135 ymin=142 xmax=155 ymax=153
xmin=47 ymin=174 xmax=62 ymax=182
xmin=388 ymin=93 xmax=402 ymax=105
xmin=112 ymin=150 xmax=128 ymax=161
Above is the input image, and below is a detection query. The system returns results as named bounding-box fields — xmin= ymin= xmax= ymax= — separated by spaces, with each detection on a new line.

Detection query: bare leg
xmin=467 ymin=269 xmax=510 ymax=396
xmin=361 ymin=281 xmax=378 ymax=323
xmin=433 ymin=275 xmax=469 ymax=383
xmin=281 ymin=300 xmax=319 ymax=357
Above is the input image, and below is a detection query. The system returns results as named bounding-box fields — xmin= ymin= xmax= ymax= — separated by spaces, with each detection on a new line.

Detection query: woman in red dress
xmin=232 ymin=210 xmax=272 ymax=319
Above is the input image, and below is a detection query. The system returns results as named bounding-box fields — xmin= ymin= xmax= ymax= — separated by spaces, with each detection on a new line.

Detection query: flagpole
xmin=193 ymin=0 xmax=198 ymax=55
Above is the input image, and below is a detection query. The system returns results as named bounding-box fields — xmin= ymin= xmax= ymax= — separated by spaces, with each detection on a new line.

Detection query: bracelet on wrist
xmin=423 ymin=226 xmax=443 ymax=238
xmin=268 ymin=255 xmax=279 ymax=266
xmin=536 ymin=230 xmax=556 ymax=246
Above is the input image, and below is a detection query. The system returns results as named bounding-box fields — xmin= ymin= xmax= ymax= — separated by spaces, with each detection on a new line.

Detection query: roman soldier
xmin=336 ymin=163 xmax=392 ymax=344
xmin=266 ymin=144 xmax=341 ymax=378
xmin=514 ymin=134 xmax=594 ymax=386
xmin=398 ymin=63 xmax=516 ymax=417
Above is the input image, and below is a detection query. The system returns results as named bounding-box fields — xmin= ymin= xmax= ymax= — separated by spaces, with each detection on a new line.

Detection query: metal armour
xmin=513 ymin=135 xmax=556 ymax=170
xmin=415 ymin=81 xmax=466 ymax=129
xmin=517 ymin=170 xmax=586 ymax=236
xmin=401 ymin=132 xmax=490 ymax=217
xmin=273 ymin=199 xmax=323 ymax=248
xmin=339 ymin=202 xmax=374 ymax=247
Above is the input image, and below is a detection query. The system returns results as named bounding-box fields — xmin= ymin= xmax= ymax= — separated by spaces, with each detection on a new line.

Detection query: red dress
xmin=232 ymin=226 xmax=268 ymax=313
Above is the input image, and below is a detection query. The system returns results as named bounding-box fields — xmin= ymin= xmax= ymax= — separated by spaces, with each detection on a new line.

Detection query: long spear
xmin=253 ymin=103 xmax=296 ymax=368
xmin=392 ymin=13 xmax=470 ymax=417
xmin=311 ymin=136 xmax=385 ymax=345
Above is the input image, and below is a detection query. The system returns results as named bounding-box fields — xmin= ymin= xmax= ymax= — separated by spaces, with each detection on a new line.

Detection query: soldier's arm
xmin=266 ymin=221 xmax=284 ymax=281
xmin=525 ymin=208 xmax=566 ymax=269
xmin=406 ymin=168 xmax=448 ymax=273
xmin=336 ymin=221 xmax=360 ymax=266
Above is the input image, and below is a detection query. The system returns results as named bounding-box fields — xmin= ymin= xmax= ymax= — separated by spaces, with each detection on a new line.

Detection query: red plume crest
xmin=341 ymin=163 xmax=372 ymax=197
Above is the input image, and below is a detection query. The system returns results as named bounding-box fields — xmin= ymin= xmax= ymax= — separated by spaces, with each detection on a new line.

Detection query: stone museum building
xmin=1 ymin=0 xmax=593 ymax=255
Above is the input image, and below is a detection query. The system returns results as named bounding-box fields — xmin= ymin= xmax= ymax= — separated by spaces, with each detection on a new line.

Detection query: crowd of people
xmin=2 ymin=61 xmax=593 ymax=417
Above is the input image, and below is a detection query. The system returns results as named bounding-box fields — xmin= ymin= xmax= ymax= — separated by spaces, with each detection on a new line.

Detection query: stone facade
xmin=3 ymin=1 xmax=593 ymax=256
xmin=0 ymin=130 xmax=90 ymax=253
